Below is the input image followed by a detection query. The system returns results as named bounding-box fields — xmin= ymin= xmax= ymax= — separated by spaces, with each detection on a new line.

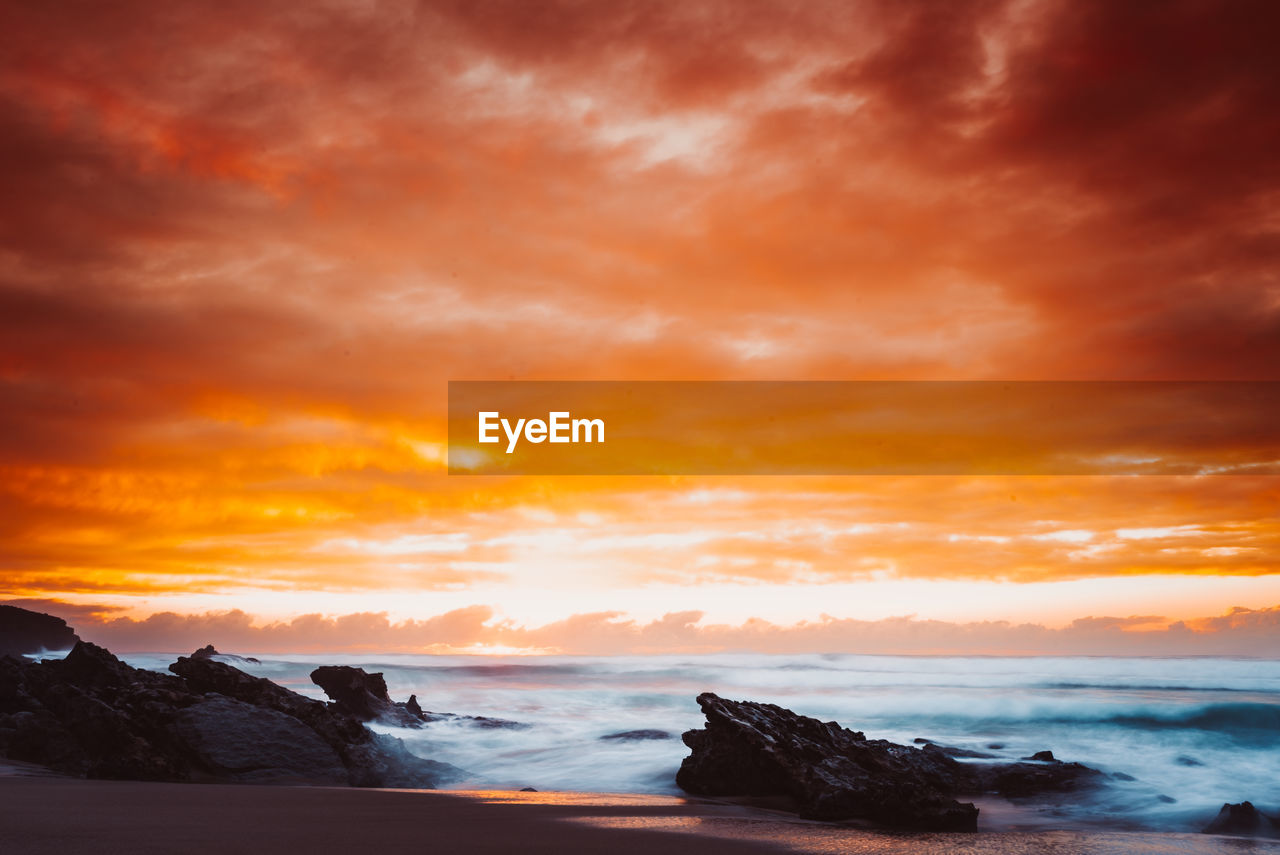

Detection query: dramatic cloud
xmin=1 ymin=1 xmax=1276 ymax=643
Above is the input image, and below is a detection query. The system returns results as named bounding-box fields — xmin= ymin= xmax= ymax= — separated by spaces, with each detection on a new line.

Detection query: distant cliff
xmin=0 ymin=606 xmax=79 ymax=658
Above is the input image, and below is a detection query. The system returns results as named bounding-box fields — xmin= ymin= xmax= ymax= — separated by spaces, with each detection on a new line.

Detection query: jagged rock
xmin=677 ymin=693 xmax=979 ymax=831
xmin=190 ymin=644 xmax=259 ymax=665
xmin=0 ymin=606 xmax=79 ymax=658
xmin=920 ymin=743 xmax=996 ymax=759
xmin=171 ymin=654 xmax=461 ymax=787
xmin=1203 ymin=802 xmax=1280 ymax=837
xmin=1 ymin=618 xmax=467 ymax=791
xmin=1024 ymin=750 xmax=1055 ymax=762
xmin=418 ymin=709 xmax=529 ymax=729
xmin=2 ymin=642 xmax=196 ymax=780
xmin=520 ymin=787 xmax=538 ymax=792
xmin=190 ymin=645 xmax=219 ymax=660
xmin=172 ymin=696 xmax=347 ymax=784
xmin=983 ymin=756 xmax=1102 ymax=797
xmin=601 ymin=729 xmax=672 ymax=741
xmin=405 ymin=694 xmax=424 ymax=717
xmin=677 ymin=693 xmax=1107 ymax=831
xmin=311 ymin=665 xmax=421 ymax=727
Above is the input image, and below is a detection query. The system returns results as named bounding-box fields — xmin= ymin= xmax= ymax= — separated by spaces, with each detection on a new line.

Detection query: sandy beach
xmin=4 ymin=776 xmax=1278 ymax=855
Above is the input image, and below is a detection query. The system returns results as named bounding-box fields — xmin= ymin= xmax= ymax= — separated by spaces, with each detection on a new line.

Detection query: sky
xmin=1 ymin=0 xmax=1278 ymax=654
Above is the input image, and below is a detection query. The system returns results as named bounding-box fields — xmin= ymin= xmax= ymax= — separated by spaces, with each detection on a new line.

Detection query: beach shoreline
xmin=3 ymin=776 xmax=1278 ymax=855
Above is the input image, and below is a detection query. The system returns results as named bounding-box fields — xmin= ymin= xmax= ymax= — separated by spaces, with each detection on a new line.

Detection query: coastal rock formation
xmin=0 ymin=606 xmax=78 ymax=659
xmin=677 ymin=693 xmax=1105 ymax=831
xmin=677 ymin=693 xmax=979 ymax=830
xmin=601 ymin=729 xmax=672 ymax=741
xmin=172 ymin=696 xmax=348 ymax=784
xmin=308 ymin=665 xmax=527 ymax=730
xmin=190 ymin=644 xmax=260 ymax=665
xmin=310 ymin=665 xmax=422 ymax=727
xmin=1202 ymin=802 xmax=1280 ymax=837
xmin=0 ymin=612 xmax=465 ymax=789
xmin=170 ymin=653 xmax=462 ymax=787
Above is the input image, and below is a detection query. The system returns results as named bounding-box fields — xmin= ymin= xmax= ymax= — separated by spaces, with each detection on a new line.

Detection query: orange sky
xmin=1 ymin=0 xmax=1277 ymax=654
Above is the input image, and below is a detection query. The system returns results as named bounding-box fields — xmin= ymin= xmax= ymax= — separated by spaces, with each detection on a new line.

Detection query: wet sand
xmin=2 ymin=777 xmax=1277 ymax=855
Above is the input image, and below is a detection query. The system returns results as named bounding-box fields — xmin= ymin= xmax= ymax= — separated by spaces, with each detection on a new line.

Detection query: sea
xmin=121 ymin=652 xmax=1280 ymax=836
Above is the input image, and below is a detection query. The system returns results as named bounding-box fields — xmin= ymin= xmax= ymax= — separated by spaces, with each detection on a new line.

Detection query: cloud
xmin=0 ymin=1 xmax=1277 ymax=617
xmin=11 ymin=599 xmax=1277 ymax=657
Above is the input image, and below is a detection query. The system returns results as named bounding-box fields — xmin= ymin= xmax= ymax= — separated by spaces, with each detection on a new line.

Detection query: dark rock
xmin=677 ymin=693 xmax=1107 ymax=831
xmin=1157 ymin=794 xmax=1177 ymax=803
xmin=984 ymin=758 xmax=1103 ymax=797
xmin=0 ymin=606 xmax=79 ymax=658
xmin=1 ymin=611 xmax=467 ymax=791
xmin=188 ymin=644 xmax=261 ymax=665
xmin=1024 ymin=750 xmax=1056 ymax=762
xmin=987 ymin=743 xmax=1005 ymax=750
xmin=913 ymin=738 xmax=934 ymax=745
xmin=520 ymin=787 xmax=538 ymax=792
xmin=405 ymin=694 xmax=424 ymax=717
xmin=921 ymin=743 xmax=996 ymax=759
xmin=310 ymin=665 xmax=421 ymax=727
xmin=1176 ymin=755 xmax=1205 ymax=767
xmin=1202 ymin=802 xmax=1280 ymax=837
xmin=601 ymin=729 xmax=672 ymax=741
xmin=419 ymin=709 xmax=529 ymax=729
xmin=172 ymin=696 xmax=347 ymax=784
xmin=171 ymin=654 xmax=461 ymax=787
xmin=676 ymin=693 xmax=979 ymax=831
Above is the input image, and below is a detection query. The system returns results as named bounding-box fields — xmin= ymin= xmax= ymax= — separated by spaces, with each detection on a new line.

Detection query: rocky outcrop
xmin=190 ymin=644 xmax=259 ymax=665
xmin=1203 ymin=802 xmax=1280 ymax=837
xmin=0 ymin=606 xmax=79 ymax=658
xmin=310 ymin=665 xmax=422 ymax=727
xmin=676 ymin=693 xmax=1105 ymax=831
xmin=677 ymin=693 xmax=979 ymax=830
xmin=1 ymin=627 xmax=465 ymax=789
xmin=601 ymin=729 xmax=672 ymax=741
xmin=172 ymin=696 xmax=348 ymax=784
xmin=170 ymin=653 xmax=462 ymax=787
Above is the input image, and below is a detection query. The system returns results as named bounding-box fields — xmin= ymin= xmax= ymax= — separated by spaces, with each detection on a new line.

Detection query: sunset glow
xmin=2 ymin=0 xmax=1277 ymax=655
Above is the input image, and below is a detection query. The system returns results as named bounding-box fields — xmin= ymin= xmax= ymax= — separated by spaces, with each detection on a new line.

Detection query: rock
xmin=171 ymin=655 xmax=462 ymax=787
xmin=172 ymin=696 xmax=347 ymax=784
xmin=921 ymin=743 xmax=996 ymax=759
xmin=600 ymin=729 xmax=672 ymax=741
xmin=984 ymin=757 xmax=1102 ymax=798
xmin=310 ymin=665 xmax=421 ymax=727
xmin=520 ymin=787 xmax=538 ymax=792
xmin=677 ymin=693 xmax=1107 ymax=831
xmin=188 ymin=645 xmax=260 ymax=665
xmin=987 ymin=743 xmax=1005 ymax=750
xmin=1176 ymin=755 xmax=1205 ymax=767
xmin=1157 ymin=794 xmax=1177 ymax=803
xmin=1202 ymin=802 xmax=1280 ymax=837
xmin=405 ymin=694 xmax=424 ymax=717
xmin=1024 ymin=750 xmax=1055 ymax=762
xmin=1112 ymin=771 xmax=1137 ymax=781
xmin=0 ymin=611 xmax=468 ymax=791
xmin=418 ymin=709 xmax=529 ymax=729
xmin=0 ymin=606 xmax=79 ymax=658
xmin=676 ymin=693 xmax=979 ymax=831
